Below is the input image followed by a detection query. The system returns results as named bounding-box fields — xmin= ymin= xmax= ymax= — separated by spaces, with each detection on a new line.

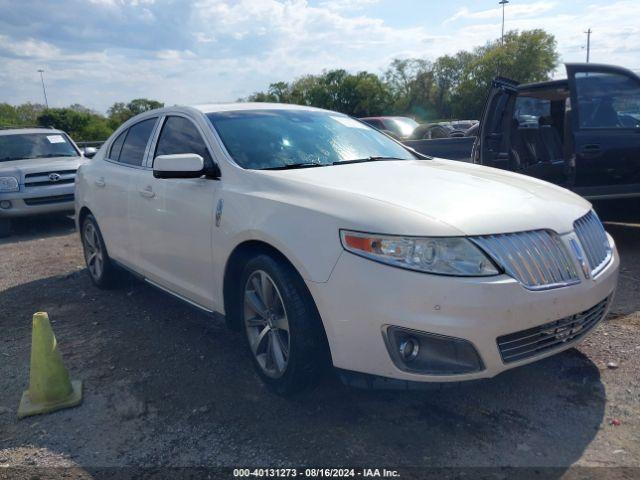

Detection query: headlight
xmin=0 ymin=176 xmax=19 ymax=192
xmin=340 ymin=230 xmax=499 ymax=276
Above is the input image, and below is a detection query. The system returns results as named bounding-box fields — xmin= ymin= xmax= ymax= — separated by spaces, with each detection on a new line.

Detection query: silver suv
xmin=0 ymin=127 xmax=87 ymax=237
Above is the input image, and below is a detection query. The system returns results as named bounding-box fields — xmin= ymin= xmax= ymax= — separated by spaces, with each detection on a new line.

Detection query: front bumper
xmin=0 ymin=185 xmax=75 ymax=218
xmin=308 ymin=234 xmax=619 ymax=383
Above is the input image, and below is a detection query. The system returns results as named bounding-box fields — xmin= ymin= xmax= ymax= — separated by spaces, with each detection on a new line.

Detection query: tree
xmin=247 ymin=70 xmax=392 ymax=117
xmin=127 ymin=98 xmax=164 ymax=115
xmin=384 ymin=58 xmax=435 ymax=115
xmin=37 ymin=108 xmax=112 ymax=141
xmin=107 ymin=98 xmax=164 ymax=129
xmin=0 ymin=102 xmax=46 ymax=127
xmin=450 ymin=29 xmax=559 ymax=118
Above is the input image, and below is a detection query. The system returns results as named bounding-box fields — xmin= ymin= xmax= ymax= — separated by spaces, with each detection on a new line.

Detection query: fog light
xmin=399 ymin=338 xmax=419 ymax=362
xmin=384 ymin=326 xmax=484 ymax=375
xmin=0 ymin=200 xmax=11 ymax=209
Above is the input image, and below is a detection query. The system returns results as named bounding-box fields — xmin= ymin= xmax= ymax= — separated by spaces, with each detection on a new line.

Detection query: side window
xmin=118 ymin=118 xmax=157 ymax=166
xmin=575 ymin=72 xmax=640 ymax=129
xmin=513 ymin=96 xmax=551 ymax=126
xmin=109 ymin=130 xmax=126 ymax=161
xmin=154 ymin=116 xmax=213 ymax=166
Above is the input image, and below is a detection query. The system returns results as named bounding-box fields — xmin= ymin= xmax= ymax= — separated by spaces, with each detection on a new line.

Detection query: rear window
xmin=113 ymin=118 xmax=157 ymax=166
xmin=0 ymin=133 xmax=78 ymax=162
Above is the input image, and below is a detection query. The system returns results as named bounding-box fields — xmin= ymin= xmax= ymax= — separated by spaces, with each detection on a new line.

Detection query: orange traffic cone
xmin=17 ymin=312 xmax=82 ymax=419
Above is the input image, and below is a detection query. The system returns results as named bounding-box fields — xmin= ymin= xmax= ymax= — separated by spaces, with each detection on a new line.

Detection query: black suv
xmin=472 ymin=63 xmax=640 ymax=200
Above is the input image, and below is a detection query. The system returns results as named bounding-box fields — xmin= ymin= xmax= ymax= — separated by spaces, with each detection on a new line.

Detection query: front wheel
xmin=240 ymin=254 xmax=327 ymax=395
xmin=81 ymin=214 xmax=120 ymax=288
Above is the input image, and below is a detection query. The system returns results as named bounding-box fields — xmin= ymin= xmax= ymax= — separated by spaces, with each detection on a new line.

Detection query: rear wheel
xmin=0 ymin=218 xmax=10 ymax=238
xmin=81 ymin=214 xmax=120 ymax=288
xmin=240 ymin=254 xmax=327 ymax=395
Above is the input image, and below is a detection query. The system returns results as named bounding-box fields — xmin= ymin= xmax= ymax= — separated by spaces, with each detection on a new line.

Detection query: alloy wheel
xmin=243 ymin=270 xmax=290 ymax=378
xmin=83 ymin=222 xmax=104 ymax=281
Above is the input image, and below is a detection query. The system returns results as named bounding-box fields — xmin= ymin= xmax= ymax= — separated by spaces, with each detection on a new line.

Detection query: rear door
xmin=93 ymin=117 xmax=158 ymax=263
xmin=475 ymin=77 xmax=519 ymax=169
xmin=567 ymin=63 xmax=640 ymax=190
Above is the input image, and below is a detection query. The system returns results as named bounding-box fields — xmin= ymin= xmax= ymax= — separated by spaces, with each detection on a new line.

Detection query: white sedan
xmin=75 ymin=103 xmax=619 ymax=395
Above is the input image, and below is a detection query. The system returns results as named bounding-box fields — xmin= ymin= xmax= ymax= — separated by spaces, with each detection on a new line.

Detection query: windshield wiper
xmin=333 ymin=156 xmax=407 ymax=165
xmin=259 ymin=156 xmax=409 ymax=170
xmin=260 ymin=162 xmax=327 ymax=171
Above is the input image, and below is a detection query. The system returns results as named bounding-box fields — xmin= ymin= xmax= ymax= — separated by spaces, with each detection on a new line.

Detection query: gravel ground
xmin=0 ymin=202 xmax=639 ymax=478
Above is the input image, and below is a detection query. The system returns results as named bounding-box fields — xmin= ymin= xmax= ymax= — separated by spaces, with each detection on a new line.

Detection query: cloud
xmin=445 ymin=1 xmax=557 ymax=24
xmin=0 ymin=0 xmax=638 ymax=113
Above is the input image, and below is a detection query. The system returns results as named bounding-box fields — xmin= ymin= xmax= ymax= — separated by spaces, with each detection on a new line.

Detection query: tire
xmin=239 ymin=254 xmax=327 ymax=395
xmin=80 ymin=214 xmax=120 ymax=289
xmin=0 ymin=218 xmax=10 ymax=238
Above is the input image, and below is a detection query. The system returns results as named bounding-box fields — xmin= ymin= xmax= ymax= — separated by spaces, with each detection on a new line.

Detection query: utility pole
xmin=584 ymin=28 xmax=592 ymax=62
xmin=499 ymin=0 xmax=509 ymax=45
xmin=37 ymin=69 xmax=49 ymax=108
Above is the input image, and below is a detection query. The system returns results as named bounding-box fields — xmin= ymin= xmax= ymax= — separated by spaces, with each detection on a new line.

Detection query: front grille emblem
xmin=48 ymin=173 xmax=61 ymax=182
xmin=569 ymin=238 xmax=590 ymax=279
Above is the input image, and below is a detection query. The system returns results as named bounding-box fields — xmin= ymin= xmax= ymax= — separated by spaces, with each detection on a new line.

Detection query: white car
xmin=75 ymin=103 xmax=619 ymax=395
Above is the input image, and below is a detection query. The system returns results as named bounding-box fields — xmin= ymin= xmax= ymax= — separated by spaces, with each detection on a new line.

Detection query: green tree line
xmin=246 ymin=29 xmax=559 ymax=120
xmin=0 ymin=98 xmax=163 ymax=142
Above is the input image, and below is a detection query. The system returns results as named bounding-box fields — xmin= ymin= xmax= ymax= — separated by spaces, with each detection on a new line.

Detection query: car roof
xmin=0 ymin=127 xmax=64 ymax=136
xmin=191 ymin=102 xmax=328 ymax=114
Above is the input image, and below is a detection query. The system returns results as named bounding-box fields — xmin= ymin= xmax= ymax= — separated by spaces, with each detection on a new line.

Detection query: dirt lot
xmin=0 ymin=202 xmax=639 ymax=478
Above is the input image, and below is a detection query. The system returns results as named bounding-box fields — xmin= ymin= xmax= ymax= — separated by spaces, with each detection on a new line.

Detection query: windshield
xmin=206 ymin=110 xmax=416 ymax=170
xmin=388 ymin=117 xmax=419 ymax=137
xmin=0 ymin=133 xmax=78 ymax=162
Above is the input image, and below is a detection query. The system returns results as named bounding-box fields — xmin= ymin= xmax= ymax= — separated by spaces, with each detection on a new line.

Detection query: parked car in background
xmin=411 ymin=123 xmax=457 ymax=140
xmin=76 ymin=103 xmax=618 ymax=395
xmin=472 ymin=63 xmax=640 ymax=200
xmin=359 ymin=116 xmax=419 ymax=139
xmin=0 ymin=127 xmax=86 ymax=237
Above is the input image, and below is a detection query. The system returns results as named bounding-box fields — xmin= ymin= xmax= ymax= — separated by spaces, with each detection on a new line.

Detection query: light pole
xmin=37 ymin=69 xmax=49 ymax=108
xmin=584 ymin=28 xmax=592 ymax=62
xmin=499 ymin=0 xmax=509 ymax=45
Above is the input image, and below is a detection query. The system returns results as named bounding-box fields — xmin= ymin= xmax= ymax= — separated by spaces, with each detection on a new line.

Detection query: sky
xmin=0 ymin=0 xmax=639 ymax=113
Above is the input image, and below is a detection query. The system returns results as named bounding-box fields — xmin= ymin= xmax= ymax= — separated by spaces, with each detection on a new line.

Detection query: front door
xmin=567 ymin=63 xmax=640 ymax=190
xmin=130 ymin=114 xmax=220 ymax=309
xmin=476 ymin=76 xmax=519 ymax=169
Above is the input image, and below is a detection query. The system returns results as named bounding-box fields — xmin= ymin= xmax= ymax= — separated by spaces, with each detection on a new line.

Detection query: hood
xmin=259 ymin=158 xmax=591 ymax=236
xmin=0 ymin=156 xmax=86 ymax=183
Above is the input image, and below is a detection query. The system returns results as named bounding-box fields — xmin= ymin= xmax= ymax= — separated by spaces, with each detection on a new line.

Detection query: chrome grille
xmin=472 ymin=230 xmax=579 ymax=290
xmin=24 ymin=169 xmax=76 ymax=188
xmin=497 ymin=297 xmax=609 ymax=363
xmin=574 ymin=211 xmax=612 ymax=276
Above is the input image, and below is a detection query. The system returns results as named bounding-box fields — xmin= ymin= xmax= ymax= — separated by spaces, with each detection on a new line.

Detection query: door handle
xmin=94 ymin=177 xmax=106 ymax=187
xmin=581 ymin=144 xmax=602 ymax=157
xmin=139 ymin=186 xmax=155 ymax=199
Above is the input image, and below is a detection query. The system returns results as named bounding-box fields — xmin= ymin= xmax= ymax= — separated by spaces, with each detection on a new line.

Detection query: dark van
xmin=471 ymin=63 xmax=640 ymax=200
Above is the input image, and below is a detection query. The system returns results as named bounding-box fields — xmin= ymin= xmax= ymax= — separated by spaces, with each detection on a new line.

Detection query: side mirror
xmin=82 ymin=147 xmax=97 ymax=158
xmin=153 ymin=153 xmax=205 ymax=179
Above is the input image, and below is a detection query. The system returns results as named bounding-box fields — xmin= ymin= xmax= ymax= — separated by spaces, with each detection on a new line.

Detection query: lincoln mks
xmin=75 ymin=103 xmax=619 ymax=394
